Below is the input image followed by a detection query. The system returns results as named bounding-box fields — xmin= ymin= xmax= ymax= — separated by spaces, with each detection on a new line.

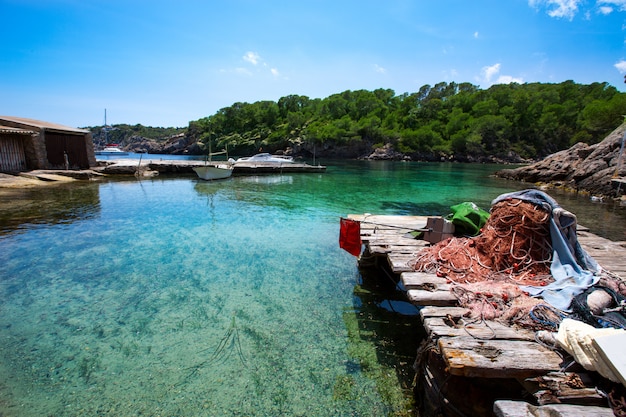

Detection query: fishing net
xmin=413 ymin=198 xmax=560 ymax=329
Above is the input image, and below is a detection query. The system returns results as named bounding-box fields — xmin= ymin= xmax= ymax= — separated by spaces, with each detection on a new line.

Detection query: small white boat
xmin=95 ymin=144 xmax=128 ymax=155
xmin=193 ymin=144 xmax=233 ymax=180
xmin=230 ymin=153 xmax=294 ymax=164
xmin=192 ymin=163 xmax=233 ymax=180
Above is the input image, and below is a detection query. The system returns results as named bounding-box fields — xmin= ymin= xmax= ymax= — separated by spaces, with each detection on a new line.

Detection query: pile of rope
xmin=413 ymin=198 xmax=559 ymax=329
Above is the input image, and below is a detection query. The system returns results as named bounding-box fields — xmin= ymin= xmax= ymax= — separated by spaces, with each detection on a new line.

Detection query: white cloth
xmin=556 ymin=318 xmax=623 ymax=383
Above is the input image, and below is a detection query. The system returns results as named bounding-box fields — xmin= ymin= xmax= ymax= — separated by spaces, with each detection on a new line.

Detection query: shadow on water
xmin=0 ymin=183 xmax=100 ymax=235
xmin=343 ymin=264 xmax=426 ymax=417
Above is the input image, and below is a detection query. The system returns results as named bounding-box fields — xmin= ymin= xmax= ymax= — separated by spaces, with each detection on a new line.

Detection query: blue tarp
xmin=492 ymin=189 xmax=599 ymax=311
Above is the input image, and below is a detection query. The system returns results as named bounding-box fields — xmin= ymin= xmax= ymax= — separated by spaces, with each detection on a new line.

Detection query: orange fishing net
xmin=413 ymin=199 xmax=559 ymax=329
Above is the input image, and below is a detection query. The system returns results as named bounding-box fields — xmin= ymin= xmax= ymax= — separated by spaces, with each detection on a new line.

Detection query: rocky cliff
xmin=495 ymin=124 xmax=626 ymax=198
xmin=123 ymin=133 xmax=204 ymax=155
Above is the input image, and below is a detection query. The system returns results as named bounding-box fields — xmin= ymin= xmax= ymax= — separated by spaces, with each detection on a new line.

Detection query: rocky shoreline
xmin=495 ymin=123 xmax=626 ymax=200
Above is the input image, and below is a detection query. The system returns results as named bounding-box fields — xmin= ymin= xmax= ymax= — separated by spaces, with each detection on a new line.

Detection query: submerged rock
xmin=495 ymin=124 xmax=626 ymax=197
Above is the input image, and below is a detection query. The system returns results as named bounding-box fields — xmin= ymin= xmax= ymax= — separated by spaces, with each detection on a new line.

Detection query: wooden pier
xmin=348 ymin=214 xmax=626 ymax=417
xmin=96 ymin=158 xmax=326 ymax=175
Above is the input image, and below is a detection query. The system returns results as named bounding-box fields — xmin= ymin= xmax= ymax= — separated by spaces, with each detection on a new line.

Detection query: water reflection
xmin=344 ymin=267 xmax=425 ymax=414
xmin=0 ymin=183 xmax=100 ymax=235
xmin=239 ymin=174 xmax=294 ymax=185
xmin=544 ymin=188 xmax=626 ymax=242
xmin=193 ymin=174 xmax=314 ymax=214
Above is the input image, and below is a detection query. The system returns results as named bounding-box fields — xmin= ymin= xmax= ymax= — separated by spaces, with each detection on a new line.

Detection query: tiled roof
xmin=0 ymin=116 xmax=89 ymax=133
xmin=0 ymin=124 xmax=35 ymax=135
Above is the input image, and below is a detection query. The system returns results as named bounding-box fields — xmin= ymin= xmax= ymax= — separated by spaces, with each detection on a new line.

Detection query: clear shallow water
xmin=0 ymin=161 xmax=624 ymax=416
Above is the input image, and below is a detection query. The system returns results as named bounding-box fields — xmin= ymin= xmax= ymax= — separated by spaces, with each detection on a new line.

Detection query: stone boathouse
xmin=0 ymin=116 xmax=96 ymax=172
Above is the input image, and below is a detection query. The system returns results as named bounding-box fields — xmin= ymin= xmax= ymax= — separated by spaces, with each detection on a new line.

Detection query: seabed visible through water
xmin=0 ymin=160 xmax=624 ymax=416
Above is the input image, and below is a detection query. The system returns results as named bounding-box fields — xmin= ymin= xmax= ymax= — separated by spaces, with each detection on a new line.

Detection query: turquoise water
xmin=0 ymin=161 xmax=624 ymax=416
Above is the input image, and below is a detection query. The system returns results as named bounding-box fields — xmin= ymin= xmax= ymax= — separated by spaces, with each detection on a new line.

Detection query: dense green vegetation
xmin=87 ymin=81 xmax=626 ymax=160
xmin=188 ymin=81 xmax=626 ymax=160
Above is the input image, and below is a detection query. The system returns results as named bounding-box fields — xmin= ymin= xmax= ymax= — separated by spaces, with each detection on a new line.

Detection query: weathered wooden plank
xmin=388 ymin=255 xmax=421 ymax=273
xmin=369 ymin=247 xmax=422 ymax=258
xmin=361 ymin=232 xmax=420 ymax=239
xmin=419 ymin=306 xmax=470 ymax=319
xmin=577 ymin=231 xmax=626 ymax=277
xmin=407 ymin=289 xmax=457 ymax=306
xmin=522 ymin=372 xmax=608 ymax=406
xmin=400 ymin=271 xmax=458 ymax=306
xmin=402 ymin=271 xmax=448 ymax=289
xmin=424 ymin=317 xmax=535 ymax=341
xmin=369 ymin=247 xmax=422 ymax=256
xmin=590 ymin=256 xmax=626 ymax=266
xmin=439 ymin=337 xmax=563 ymax=378
xmin=362 ymin=238 xmax=425 ymax=248
xmin=365 ymin=244 xmax=420 ymax=252
xmin=494 ymin=400 xmax=613 ymax=417
xmin=360 ymin=222 xmax=417 ymax=229
xmin=348 ymin=214 xmax=430 ymax=230
xmin=367 ymin=237 xmax=424 ymax=243
xmin=366 ymin=242 xmax=417 ymax=249
xmin=366 ymin=231 xmax=419 ymax=237
xmin=367 ymin=241 xmax=425 ymax=249
xmin=360 ymin=227 xmax=411 ymax=233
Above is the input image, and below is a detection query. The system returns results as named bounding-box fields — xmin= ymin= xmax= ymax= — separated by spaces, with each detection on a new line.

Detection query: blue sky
xmin=2 ymin=0 xmax=626 ymax=128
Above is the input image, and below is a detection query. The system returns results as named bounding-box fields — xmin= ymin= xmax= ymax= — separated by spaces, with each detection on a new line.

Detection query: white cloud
xmin=480 ymin=63 xmax=523 ymax=85
xmin=474 ymin=31 xmax=479 ymax=39
xmin=237 ymin=51 xmax=282 ymax=78
xmin=528 ymin=0 xmax=582 ymax=20
xmin=598 ymin=0 xmax=626 ymax=12
xmin=482 ymin=63 xmax=501 ymax=83
xmin=243 ymin=51 xmax=261 ymax=65
xmin=374 ymin=64 xmax=386 ymax=74
xmin=529 ymin=0 xmax=626 ymax=18
xmin=614 ymin=60 xmax=626 ymax=72
xmin=497 ymin=74 xmax=524 ymax=84
xmin=599 ymin=5 xmax=614 ymax=14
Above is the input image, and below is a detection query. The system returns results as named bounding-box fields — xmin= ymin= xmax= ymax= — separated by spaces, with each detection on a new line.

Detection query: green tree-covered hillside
xmin=189 ymin=81 xmax=626 ymax=161
xmin=89 ymin=81 xmax=626 ymax=161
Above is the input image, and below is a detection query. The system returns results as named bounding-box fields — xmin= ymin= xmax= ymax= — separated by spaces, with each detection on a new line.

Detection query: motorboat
xmin=230 ymin=153 xmax=294 ymax=164
xmin=192 ymin=163 xmax=233 ymax=180
xmin=95 ymin=144 xmax=128 ymax=155
xmin=95 ymin=110 xmax=128 ymax=155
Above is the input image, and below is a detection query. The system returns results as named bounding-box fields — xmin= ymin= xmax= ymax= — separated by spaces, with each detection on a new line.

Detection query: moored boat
xmin=230 ymin=153 xmax=294 ymax=164
xmin=95 ymin=144 xmax=128 ymax=155
xmin=192 ymin=163 xmax=233 ymax=180
xmin=95 ymin=110 xmax=128 ymax=155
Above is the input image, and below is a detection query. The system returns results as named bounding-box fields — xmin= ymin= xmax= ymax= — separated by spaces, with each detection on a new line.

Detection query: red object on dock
xmin=339 ymin=218 xmax=362 ymax=256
